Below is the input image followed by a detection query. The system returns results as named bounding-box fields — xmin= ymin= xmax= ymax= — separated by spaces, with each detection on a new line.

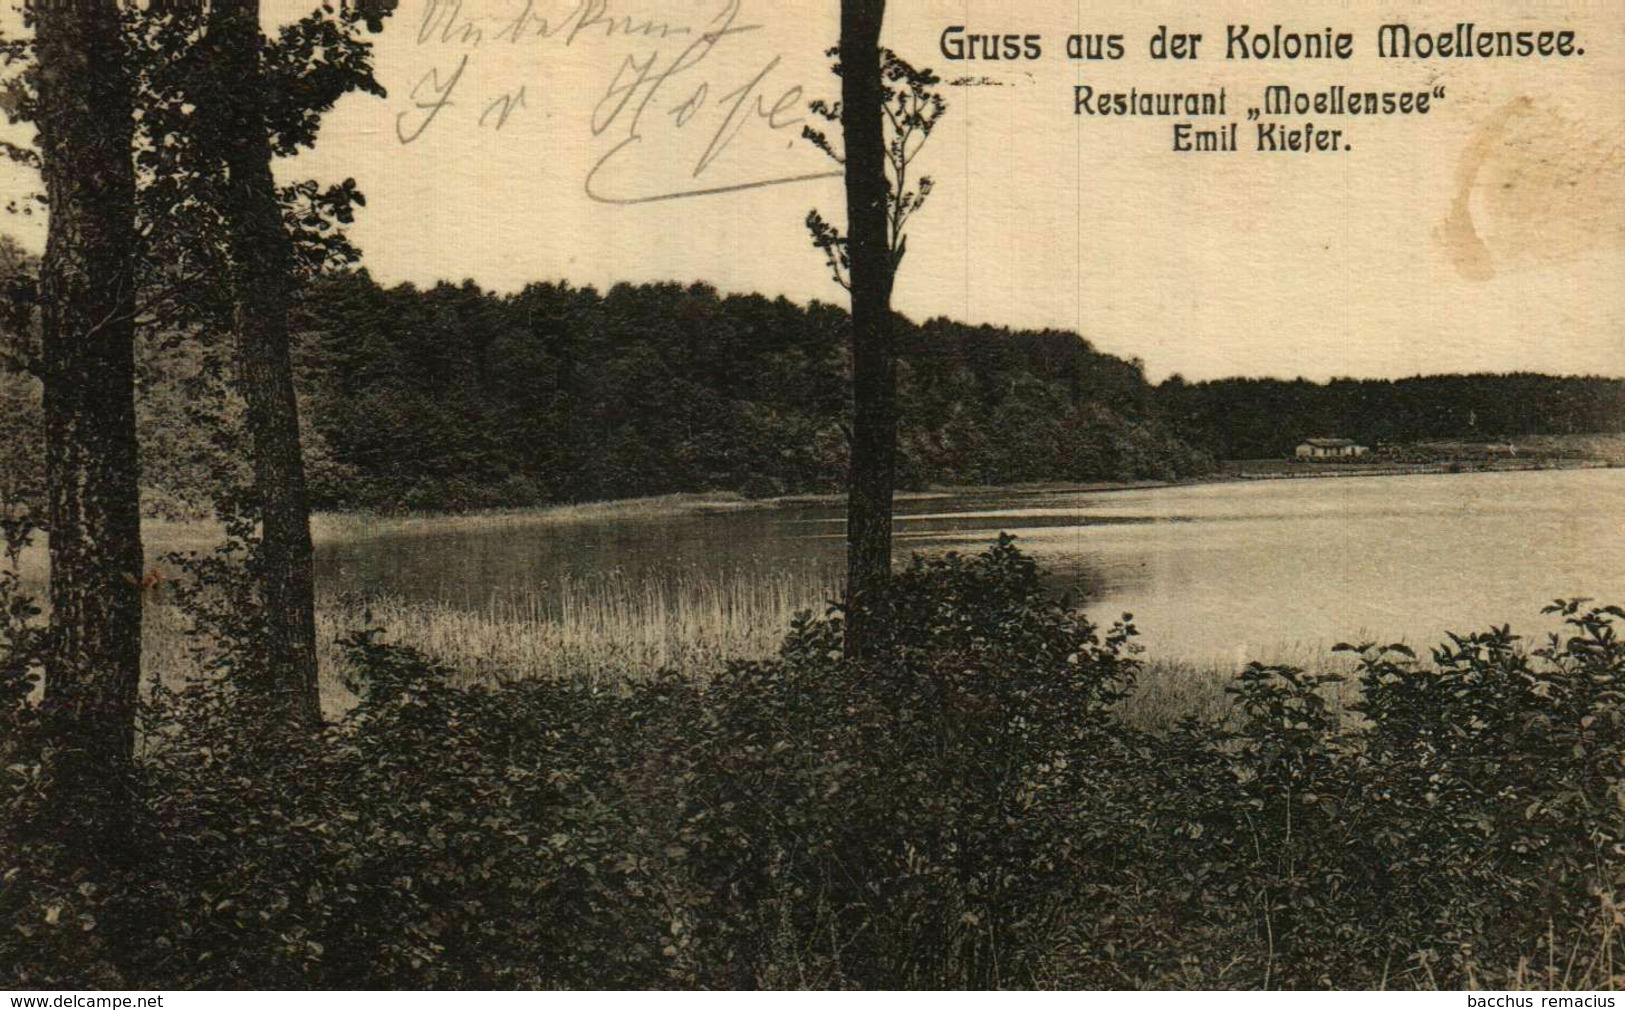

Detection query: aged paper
xmin=1 ymin=0 xmax=1623 ymax=993
xmin=309 ymin=0 xmax=1624 ymax=378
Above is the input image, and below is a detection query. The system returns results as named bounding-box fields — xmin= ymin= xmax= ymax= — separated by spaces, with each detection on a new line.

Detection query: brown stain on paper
xmin=1440 ymin=97 xmax=1625 ymax=281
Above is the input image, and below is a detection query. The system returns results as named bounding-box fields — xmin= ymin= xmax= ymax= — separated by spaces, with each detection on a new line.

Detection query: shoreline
xmin=1216 ymin=456 xmax=1620 ymax=482
xmin=8 ymin=452 xmax=1615 ymax=580
xmin=178 ymin=453 xmax=1625 ymax=542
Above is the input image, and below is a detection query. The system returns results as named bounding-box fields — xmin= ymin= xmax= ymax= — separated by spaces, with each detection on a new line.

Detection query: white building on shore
xmin=1294 ymin=437 xmax=1369 ymax=459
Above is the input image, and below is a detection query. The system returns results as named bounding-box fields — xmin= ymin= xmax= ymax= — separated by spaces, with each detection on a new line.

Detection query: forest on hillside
xmin=198 ymin=273 xmax=1625 ymax=512
xmin=4 ymin=260 xmax=1624 ymax=515
xmin=150 ymin=271 xmax=1216 ymax=513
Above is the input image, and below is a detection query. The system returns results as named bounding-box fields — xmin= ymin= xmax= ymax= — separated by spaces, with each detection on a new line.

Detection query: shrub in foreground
xmin=3 ymin=537 xmax=1623 ymax=989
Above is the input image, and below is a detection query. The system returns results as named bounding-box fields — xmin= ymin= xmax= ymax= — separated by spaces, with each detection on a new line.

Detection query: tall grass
xmin=321 ymin=565 xmax=841 ymax=691
xmin=10 ymin=495 xmax=837 ymax=715
xmin=121 ymin=565 xmax=1357 ymax=728
xmin=101 ymin=563 xmax=844 ymax=717
xmin=22 ymin=527 xmax=1361 ymax=733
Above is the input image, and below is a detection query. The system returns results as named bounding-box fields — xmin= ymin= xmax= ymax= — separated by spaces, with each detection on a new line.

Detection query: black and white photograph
xmin=0 ymin=0 xmax=1622 ymax=992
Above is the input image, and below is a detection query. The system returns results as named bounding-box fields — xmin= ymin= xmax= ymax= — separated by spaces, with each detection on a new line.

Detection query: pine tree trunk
xmin=34 ymin=0 xmax=144 ymax=840
xmin=839 ymin=0 xmax=896 ymax=658
xmin=210 ymin=1 xmax=322 ymax=728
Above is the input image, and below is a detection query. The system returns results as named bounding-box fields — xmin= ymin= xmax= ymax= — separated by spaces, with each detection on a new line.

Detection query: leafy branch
xmin=804 ymin=46 xmax=946 ymax=291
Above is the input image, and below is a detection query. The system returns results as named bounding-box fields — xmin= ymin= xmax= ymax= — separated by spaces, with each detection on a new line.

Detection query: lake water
xmin=316 ymin=468 xmax=1625 ymax=666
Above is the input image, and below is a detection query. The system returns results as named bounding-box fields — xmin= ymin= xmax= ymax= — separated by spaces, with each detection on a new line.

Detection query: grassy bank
xmin=1225 ymin=458 xmax=1619 ymax=482
xmin=309 ymin=491 xmax=780 ymax=542
xmin=10 ymin=537 xmax=1622 ymax=989
xmin=119 ymin=560 xmax=844 ymax=719
xmin=129 ymin=560 xmax=1342 ymax=731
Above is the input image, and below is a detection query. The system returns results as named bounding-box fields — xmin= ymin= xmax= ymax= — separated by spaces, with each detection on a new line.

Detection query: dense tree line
xmin=13 ymin=259 xmax=1625 ymax=517
xmin=10 ymin=247 xmax=1625 ymax=516
xmin=1159 ymin=373 xmax=1625 ymax=460
xmin=281 ymin=272 xmax=1212 ymax=513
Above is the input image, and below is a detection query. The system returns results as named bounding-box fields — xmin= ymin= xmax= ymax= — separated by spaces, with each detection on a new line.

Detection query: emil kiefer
xmin=1171 ymin=121 xmax=1347 ymax=154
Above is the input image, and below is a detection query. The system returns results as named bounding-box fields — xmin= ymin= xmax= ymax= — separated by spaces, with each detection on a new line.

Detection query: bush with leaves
xmin=0 ymin=509 xmax=133 ymax=988
xmin=640 ymin=535 xmax=1142 ymax=988
xmin=1090 ymin=603 xmax=1625 ymax=989
xmin=1349 ymin=602 xmax=1625 ymax=976
xmin=6 ymin=526 xmax=1625 ymax=989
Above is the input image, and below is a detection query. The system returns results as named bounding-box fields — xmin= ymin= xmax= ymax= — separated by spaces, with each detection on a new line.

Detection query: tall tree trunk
xmin=839 ymin=0 xmax=896 ymax=658
xmin=209 ymin=1 xmax=321 ymax=728
xmin=34 ymin=0 xmax=144 ymax=843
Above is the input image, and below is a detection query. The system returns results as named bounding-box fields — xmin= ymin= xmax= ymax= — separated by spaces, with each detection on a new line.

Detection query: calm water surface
xmin=317 ymin=468 xmax=1625 ymax=665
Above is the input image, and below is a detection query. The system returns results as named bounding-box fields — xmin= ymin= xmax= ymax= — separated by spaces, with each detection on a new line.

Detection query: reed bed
xmin=33 ymin=550 xmax=1365 ymax=731
xmin=318 ymin=565 xmax=842 ymax=691
xmin=102 ymin=565 xmax=1369 ymax=728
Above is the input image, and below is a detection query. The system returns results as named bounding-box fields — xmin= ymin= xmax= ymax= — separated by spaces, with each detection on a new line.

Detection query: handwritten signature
xmin=417 ymin=0 xmax=693 ymax=48
xmin=395 ymin=0 xmax=839 ymax=203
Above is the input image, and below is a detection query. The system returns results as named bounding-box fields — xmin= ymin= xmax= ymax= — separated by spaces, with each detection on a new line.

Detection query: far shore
xmin=218 ymin=457 xmax=1625 ymax=549
xmin=312 ymin=442 xmax=1623 ymax=536
xmin=291 ymin=449 xmax=1618 ymax=542
xmin=7 ymin=445 xmax=1619 ymax=583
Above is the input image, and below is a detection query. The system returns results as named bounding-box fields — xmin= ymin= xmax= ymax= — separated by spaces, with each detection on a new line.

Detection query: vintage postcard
xmin=0 ymin=0 xmax=1622 ymax=994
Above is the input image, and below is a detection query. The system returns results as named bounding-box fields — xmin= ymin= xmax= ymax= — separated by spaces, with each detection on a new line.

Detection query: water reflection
xmin=316 ymin=468 xmax=1625 ymax=665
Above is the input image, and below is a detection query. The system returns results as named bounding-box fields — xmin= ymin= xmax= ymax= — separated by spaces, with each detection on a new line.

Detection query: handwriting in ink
xmin=585 ymin=1 xmax=837 ymax=203
xmin=397 ymin=54 xmax=468 ymax=144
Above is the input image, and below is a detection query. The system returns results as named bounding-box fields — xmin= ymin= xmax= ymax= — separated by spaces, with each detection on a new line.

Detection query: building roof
xmin=1301 ymin=437 xmax=1357 ymax=447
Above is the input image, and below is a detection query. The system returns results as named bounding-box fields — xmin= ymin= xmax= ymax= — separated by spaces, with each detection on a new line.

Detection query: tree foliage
xmin=1161 ymin=373 xmax=1625 ymax=459
xmin=804 ymin=46 xmax=945 ymax=289
xmin=0 ymin=4 xmax=383 ymax=339
xmin=277 ymin=275 xmax=1209 ymax=512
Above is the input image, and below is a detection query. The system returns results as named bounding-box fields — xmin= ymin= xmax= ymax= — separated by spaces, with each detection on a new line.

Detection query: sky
xmin=1 ymin=0 xmax=1622 ymax=382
